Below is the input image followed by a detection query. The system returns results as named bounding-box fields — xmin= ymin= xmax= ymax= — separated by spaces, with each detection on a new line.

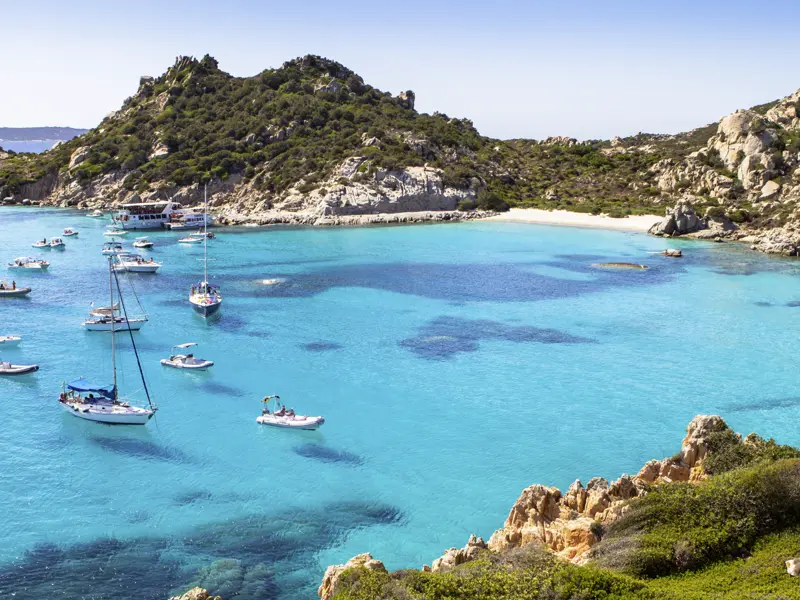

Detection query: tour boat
xmin=88 ymin=209 xmax=104 ymax=218
xmin=188 ymin=185 xmax=222 ymax=318
xmin=0 ymin=360 xmax=39 ymax=376
xmin=101 ymin=242 xmax=125 ymax=255
xmin=63 ymin=228 xmax=78 ymax=237
xmin=31 ymin=240 xmax=49 ymax=249
xmin=49 ymin=237 xmax=65 ymax=249
xmin=256 ymin=395 xmax=325 ymax=430
xmin=132 ymin=237 xmax=153 ymax=249
xmin=113 ymin=200 xmax=210 ymax=230
xmin=60 ymin=257 xmax=157 ymax=425
xmin=113 ymin=253 xmax=162 ymax=273
xmin=160 ymin=343 xmax=214 ymax=370
xmin=104 ymin=228 xmax=128 ymax=236
xmin=0 ymin=335 xmax=22 ymax=345
xmin=0 ymin=281 xmax=31 ymax=297
xmin=8 ymin=257 xmax=49 ymax=270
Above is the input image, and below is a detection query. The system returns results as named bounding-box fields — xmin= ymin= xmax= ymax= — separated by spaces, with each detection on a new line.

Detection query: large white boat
xmin=189 ymin=186 xmax=222 ymax=318
xmin=8 ymin=257 xmax=49 ymax=270
xmin=114 ymin=201 xmax=213 ymax=231
xmin=60 ymin=257 xmax=157 ymax=425
xmin=113 ymin=253 xmax=162 ymax=274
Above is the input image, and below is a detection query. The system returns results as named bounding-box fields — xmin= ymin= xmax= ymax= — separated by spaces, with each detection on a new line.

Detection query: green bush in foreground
xmin=593 ymin=459 xmax=800 ymax=577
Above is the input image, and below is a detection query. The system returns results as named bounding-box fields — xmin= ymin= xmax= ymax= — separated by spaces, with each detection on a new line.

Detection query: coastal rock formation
xmin=486 ymin=415 xmax=726 ymax=563
xmin=318 ymin=553 xmax=386 ymax=600
xmin=169 ymin=588 xmax=221 ymax=600
xmin=660 ymin=249 xmax=682 ymax=257
xmin=429 ymin=534 xmax=488 ymax=572
xmin=787 ymin=559 xmax=800 ymax=576
xmin=648 ymin=199 xmax=706 ymax=236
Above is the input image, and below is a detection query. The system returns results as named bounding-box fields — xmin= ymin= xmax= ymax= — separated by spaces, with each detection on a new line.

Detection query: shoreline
xmin=483 ymin=208 xmax=662 ymax=232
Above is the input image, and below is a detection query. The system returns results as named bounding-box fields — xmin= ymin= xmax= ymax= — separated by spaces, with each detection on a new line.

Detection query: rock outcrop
xmin=429 ymin=534 xmax=488 ymax=572
xmin=318 ymin=553 xmax=386 ymax=600
xmin=169 ymin=588 xmax=221 ymax=600
xmin=649 ymin=199 xmax=706 ymax=236
xmin=787 ymin=558 xmax=800 ymax=576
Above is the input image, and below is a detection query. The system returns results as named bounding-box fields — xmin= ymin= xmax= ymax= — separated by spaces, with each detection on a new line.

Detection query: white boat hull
xmin=83 ymin=318 xmax=147 ymax=331
xmin=104 ymin=230 xmax=129 ymax=236
xmin=160 ymin=358 xmax=214 ymax=370
xmin=0 ymin=336 xmax=22 ymax=345
xmin=0 ymin=363 xmax=38 ymax=375
xmin=0 ymin=287 xmax=32 ymax=297
xmin=115 ymin=263 xmax=161 ymax=273
xmin=256 ymin=414 xmax=325 ymax=430
xmin=8 ymin=264 xmax=48 ymax=271
xmin=59 ymin=400 xmax=154 ymax=424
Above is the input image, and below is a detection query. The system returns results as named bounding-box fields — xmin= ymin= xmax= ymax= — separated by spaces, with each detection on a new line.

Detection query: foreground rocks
xmin=318 ymin=553 xmax=386 ymax=600
xmin=320 ymin=415 xmax=734 ymax=595
xmin=169 ymin=589 xmax=221 ymax=600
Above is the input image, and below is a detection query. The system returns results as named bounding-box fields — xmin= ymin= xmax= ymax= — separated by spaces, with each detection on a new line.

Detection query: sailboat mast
xmin=109 ymin=256 xmax=117 ymax=399
xmin=203 ymin=184 xmax=208 ymax=284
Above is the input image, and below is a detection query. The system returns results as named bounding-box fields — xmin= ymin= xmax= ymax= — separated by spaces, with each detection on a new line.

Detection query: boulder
xmin=760 ymin=180 xmax=782 ymax=199
xmin=69 ymin=146 xmax=90 ymax=169
xmin=660 ymin=249 xmax=682 ymax=257
xmin=787 ymin=558 xmax=800 ymax=576
xmin=318 ymin=553 xmax=386 ymax=600
xmin=430 ymin=534 xmax=487 ymax=572
xmin=649 ymin=200 xmax=706 ymax=237
xmin=169 ymin=588 xmax=221 ymax=600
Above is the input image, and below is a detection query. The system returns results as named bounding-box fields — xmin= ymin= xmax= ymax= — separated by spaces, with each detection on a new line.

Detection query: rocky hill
xmin=3 ymin=54 xmax=800 ymax=248
xmin=319 ymin=416 xmax=800 ymax=600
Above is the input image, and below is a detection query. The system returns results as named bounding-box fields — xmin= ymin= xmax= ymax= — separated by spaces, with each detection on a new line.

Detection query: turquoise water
xmin=2 ymin=206 xmax=800 ymax=599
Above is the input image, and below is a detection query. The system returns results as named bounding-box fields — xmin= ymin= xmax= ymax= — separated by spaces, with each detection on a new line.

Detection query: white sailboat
xmin=188 ymin=185 xmax=222 ymax=318
xmin=84 ymin=262 xmax=148 ymax=330
xmin=60 ymin=256 xmax=157 ymax=425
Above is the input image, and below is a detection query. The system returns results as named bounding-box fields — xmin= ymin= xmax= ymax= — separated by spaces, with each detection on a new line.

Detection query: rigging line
xmin=122 ymin=265 xmax=148 ymax=317
xmin=111 ymin=260 xmax=155 ymax=410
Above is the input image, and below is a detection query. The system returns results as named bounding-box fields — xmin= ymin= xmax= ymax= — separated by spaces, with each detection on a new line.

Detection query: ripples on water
xmin=3 ymin=208 xmax=800 ymax=599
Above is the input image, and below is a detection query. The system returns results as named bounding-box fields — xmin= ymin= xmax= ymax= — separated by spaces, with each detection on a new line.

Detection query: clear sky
xmin=3 ymin=0 xmax=800 ymax=140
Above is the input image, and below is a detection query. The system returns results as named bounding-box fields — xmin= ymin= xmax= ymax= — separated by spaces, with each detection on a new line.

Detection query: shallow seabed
xmin=2 ymin=207 xmax=799 ymax=599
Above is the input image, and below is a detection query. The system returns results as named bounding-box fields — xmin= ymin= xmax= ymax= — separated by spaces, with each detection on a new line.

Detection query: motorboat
xmin=132 ymin=237 xmax=153 ymax=249
xmin=61 ymin=256 xmax=157 ymax=425
xmin=8 ymin=257 xmax=49 ymax=270
xmin=0 ymin=361 xmax=39 ymax=376
xmin=188 ymin=185 xmax=222 ymax=318
xmin=178 ymin=235 xmax=203 ymax=244
xmin=88 ymin=209 xmax=104 ymax=218
xmin=101 ymin=242 xmax=125 ymax=255
xmin=50 ymin=237 xmax=65 ymax=249
xmin=0 ymin=335 xmax=22 ymax=345
xmin=104 ymin=228 xmax=128 ymax=236
xmin=113 ymin=253 xmax=161 ymax=274
xmin=256 ymin=395 xmax=325 ymax=430
xmin=160 ymin=343 xmax=214 ymax=370
xmin=31 ymin=239 xmax=49 ymax=249
xmin=0 ymin=281 xmax=31 ymax=297
xmin=63 ymin=228 xmax=79 ymax=237
xmin=190 ymin=230 xmax=215 ymax=240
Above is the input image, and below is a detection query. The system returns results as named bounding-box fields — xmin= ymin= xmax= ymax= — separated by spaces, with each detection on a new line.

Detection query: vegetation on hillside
xmin=0 ymin=54 xmax=728 ymax=214
xmin=332 ymin=429 xmax=800 ymax=600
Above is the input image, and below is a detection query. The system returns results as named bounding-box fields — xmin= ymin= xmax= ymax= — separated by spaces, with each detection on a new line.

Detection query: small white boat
xmin=160 ymin=343 xmax=214 ymax=370
xmin=0 ymin=335 xmax=22 ymax=345
xmin=88 ymin=210 xmax=104 ymax=218
xmin=101 ymin=242 xmax=125 ymax=255
xmin=0 ymin=361 xmax=39 ymax=376
xmin=31 ymin=239 xmax=49 ymax=249
xmin=104 ymin=228 xmax=128 ymax=236
xmin=178 ymin=235 xmax=203 ymax=244
xmin=63 ymin=228 xmax=79 ymax=237
xmin=50 ymin=237 xmax=65 ymax=249
xmin=190 ymin=230 xmax=216 ymax=240
xmin=113 ymin=253 xmax=161 ymax=274
xmin=256 ymin=395 xmax=325 ymax=430
xmin=132 ymin=237 xmax=153 ymax=249
xmin=8 ymin=257 xmax=49 ymax=270
xmin=0 ymin=281 xmax=31 ymax=297
xmin=83 ymin=316 xmax=147 ymax=331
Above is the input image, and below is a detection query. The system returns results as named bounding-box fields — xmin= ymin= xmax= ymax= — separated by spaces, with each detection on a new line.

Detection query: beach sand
xmin=484 ymin=208 xmax=663 ymax=232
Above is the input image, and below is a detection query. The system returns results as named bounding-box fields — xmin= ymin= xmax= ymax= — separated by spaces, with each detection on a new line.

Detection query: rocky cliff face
xmin=319 ymin=415 xmax=734 ymax=599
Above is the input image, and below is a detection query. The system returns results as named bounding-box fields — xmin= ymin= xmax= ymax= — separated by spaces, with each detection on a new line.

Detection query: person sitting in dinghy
xmin=276 ymin=405 xmax=287 ymax=416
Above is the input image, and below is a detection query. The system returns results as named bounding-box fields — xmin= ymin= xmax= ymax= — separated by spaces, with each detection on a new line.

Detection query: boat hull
xmin=0 ymin=336 xmax=22 ymax=345
xmin=160 ymin=358 xmax=214 ymax=370
xmin=59 ymin=401 xmax=154 ymax=425
xmin=256 ymin=414 xmax=325 ymax=430
xmin=8 ymin=265 xmax=48 ymax=271
xmin=0 ymin=288 xmax=32 ymax=297
xmin=83 ymin=319 xmax=147 ymax=332
xmin=190 ymin=299 xmax=221 ymax=318
xmin=115 ymin=264 xmax=161 ymax=273
xmin=0 ymin=364 xmax=38 ymax=375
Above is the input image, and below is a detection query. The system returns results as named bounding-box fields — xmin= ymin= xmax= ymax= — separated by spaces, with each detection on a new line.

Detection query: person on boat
xmin=286 ymin=408 xmax=295 ymax=417
xmin=0 ymin=283 xmax=4 ymax=290
xmin=11 ymin=281 xmax=15 ymax=290
xmin=276 ymin=405 xmax=286 ymax=416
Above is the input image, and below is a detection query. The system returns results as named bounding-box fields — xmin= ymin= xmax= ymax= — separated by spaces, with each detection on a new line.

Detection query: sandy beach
xmin=485 ymin=208 xmax=663 ymax=232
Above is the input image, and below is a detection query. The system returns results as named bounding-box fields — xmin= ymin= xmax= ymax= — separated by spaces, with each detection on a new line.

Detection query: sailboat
xmin=188 ymin=185 xmax=222 ymax=318
xmin=59 ymin=256 xmax=157 ymax=425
